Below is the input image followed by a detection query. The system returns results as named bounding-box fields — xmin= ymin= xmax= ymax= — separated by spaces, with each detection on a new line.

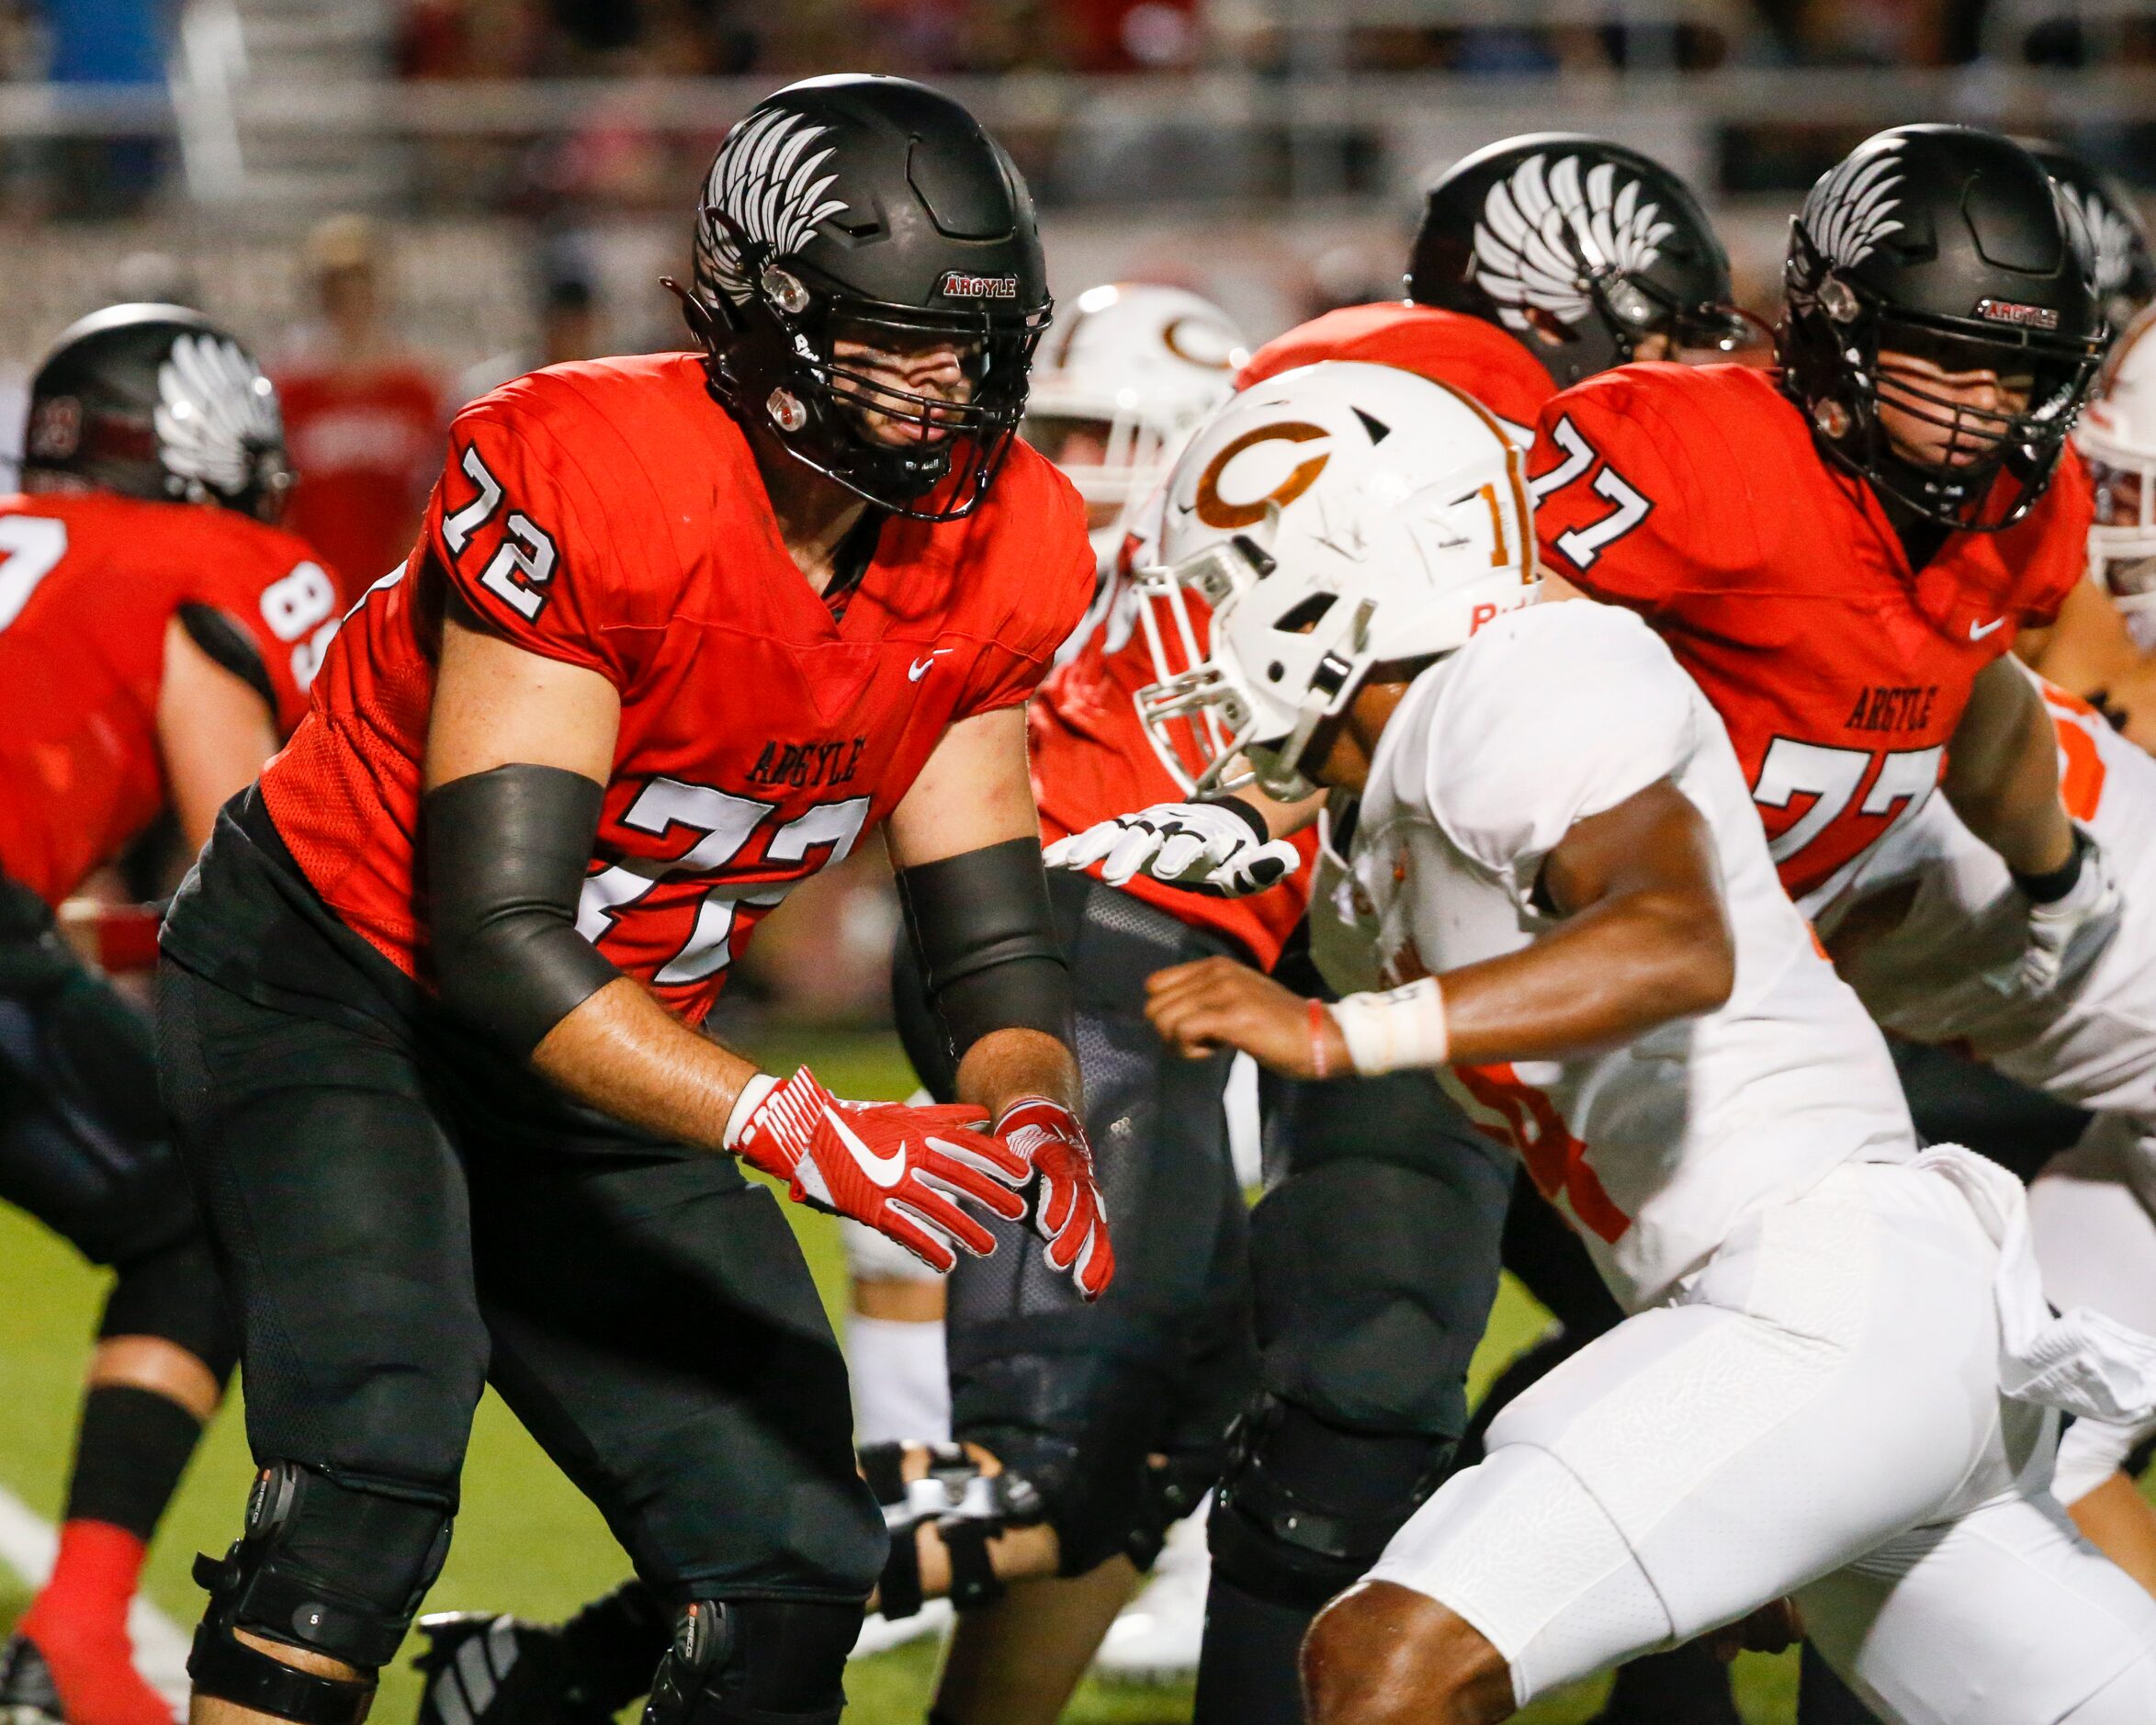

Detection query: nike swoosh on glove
xmin=1043 ymin=799 xmax=1301 ymax=898
xmin=995 ymin=1097 xmax=1114 ymax=1301
xmin=1993 ymin=829 xmax=2124 ymax=996
xmin=730 ymin=1067 xmax=1031 ymax=1274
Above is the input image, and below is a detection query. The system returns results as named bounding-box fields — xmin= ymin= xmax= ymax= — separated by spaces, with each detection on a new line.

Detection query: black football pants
xmin=156 ymin=959 xmax=884 ymax=1607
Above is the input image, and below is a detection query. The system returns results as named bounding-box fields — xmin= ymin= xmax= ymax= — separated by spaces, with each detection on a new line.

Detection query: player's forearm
xmin=1230 ymin=782 xmax=1325 ymax=840
xmin=954 ymin=1025 xmax=1081 ymax=1120
xmin=1437 ymin=886 xmax=1735 ymax=1064
xmin=1943 ymin=665 xmax=2074 ymax=878
xmin=529 ymin=976 xmax=760 ymax=1153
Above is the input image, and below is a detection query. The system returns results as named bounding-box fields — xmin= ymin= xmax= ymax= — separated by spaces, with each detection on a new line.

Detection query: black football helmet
xmin=1781 ymin=125 xmax=2105 ymax=532
xmin=674 ymin=74 xmax=1051 ymax=522
xmin=1405 ymin=132 xmax=1751 ymax=387
xmin=2019 ymin=137 xmax=2155 ymax=339
xmin=21 ymin=304 xmax=291 ymax=522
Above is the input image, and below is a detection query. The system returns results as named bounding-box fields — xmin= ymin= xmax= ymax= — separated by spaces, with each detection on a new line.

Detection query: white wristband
xmin=723 ymin=1072 xmax=781 ymax=1150
xmin=1329 ymin=978 xmax=1450 ymax=1075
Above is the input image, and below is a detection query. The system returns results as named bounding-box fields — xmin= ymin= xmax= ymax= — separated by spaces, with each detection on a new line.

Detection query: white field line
xmin=0 ymin=1484 xmax=191 ymax=1709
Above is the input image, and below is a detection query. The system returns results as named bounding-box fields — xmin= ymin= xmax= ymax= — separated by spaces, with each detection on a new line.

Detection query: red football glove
xmin=997 ymin=1097 xmax=1114 ymax=1302
xmin=730 ymin=1068 xmax=1031 ymax=1274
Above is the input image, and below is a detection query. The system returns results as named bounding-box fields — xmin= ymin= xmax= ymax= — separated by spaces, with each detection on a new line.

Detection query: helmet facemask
xmin=1559 ymin=219 xmax=1755 ymax=369
xmin=1781 ymin=210 xmax=2105 ymax=533
xmin=682 ymin=210 xmax=1048 ymax=523
xmin=1133 ymin=529 xmax=1311 ymax=797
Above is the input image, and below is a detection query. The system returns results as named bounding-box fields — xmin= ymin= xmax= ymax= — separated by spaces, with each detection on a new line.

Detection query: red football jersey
xmin=1530 ymin=362 xmax=2091 ymax=906
xmin=260 ymin=353 xmax=1094 ymax=1024
xmin=276 ymin=356 xmax=446 ymax=603
xmin=1030 ymin=302 xmax=1556 ymax=969
xmin=0 ymin=493 xmax=330 ymax=905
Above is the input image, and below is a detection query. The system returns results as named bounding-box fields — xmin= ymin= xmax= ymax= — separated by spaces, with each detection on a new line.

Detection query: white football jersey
xmin=1833 ymin=671 xmax=2156 ymax=1125
xmin=1344 ymin=601 xmax=1914 ymax=1309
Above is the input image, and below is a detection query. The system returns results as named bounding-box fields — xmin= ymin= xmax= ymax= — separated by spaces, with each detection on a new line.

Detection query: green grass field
xmin=0 ymin=1025 xmax=1812 ymax=1723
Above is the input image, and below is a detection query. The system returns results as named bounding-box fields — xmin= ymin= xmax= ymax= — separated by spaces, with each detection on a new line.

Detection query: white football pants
xmin=1368 ymin=1159 xmax=2156 ymax=1721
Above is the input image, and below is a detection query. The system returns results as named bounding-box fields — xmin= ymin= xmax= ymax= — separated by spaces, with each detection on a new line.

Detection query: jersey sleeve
xmin=1527 ymin=367 xmax=1764 ymax=615
xmin=424 ymin=401 xmax=651 ymax=687
xmin=954 ymin=462 xmax=1100 ymax=719
xmin=1426 ymin=603 xmax=1700 ymax=909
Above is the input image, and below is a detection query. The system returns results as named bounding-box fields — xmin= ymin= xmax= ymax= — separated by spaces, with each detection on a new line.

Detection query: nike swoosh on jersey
xmin=825 ymin=1105 xmax=908 ymax=1188
xmin=1969 ymin=616 xmax=2006 ymax=640
xmin=909 ymin=650 xmax=952 ymax=681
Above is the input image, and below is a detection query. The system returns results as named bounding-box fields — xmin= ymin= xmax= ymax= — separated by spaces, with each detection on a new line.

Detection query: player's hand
xmin=1044 ymin=801 xmax=1301 ymax=897
xmin=1999 ymin=829 xmax=2122 ymax=995
xmin=730 ymin=1067 xmax=1030 ymax=1274
xmin=996 ymin=1097 xmax=1114 ymax=1301
xmin=1145 ymin=956 xmax=1345 ymax=1079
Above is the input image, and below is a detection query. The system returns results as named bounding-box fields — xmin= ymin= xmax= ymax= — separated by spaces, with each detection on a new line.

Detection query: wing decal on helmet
xmin=1803 ymin=147 xmax=1905 ymax=270
xmin=154 ymin=334 xmax=279 ymax=497
xmin=1472 ymin=152 xmax=1676 ymax=332
xmin=2058 ymin=183 xmax=2135 ymax=300
xmin=699 ymin=107 xmax=852 ymax=303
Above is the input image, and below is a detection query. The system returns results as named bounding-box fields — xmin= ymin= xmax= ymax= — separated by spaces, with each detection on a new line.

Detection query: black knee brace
xmin=861 ymin=1443 xmax=1042 ymax=1618
xmin=189 ymin=1460 xmax=456 ymax=1722
xmin=947 ymin=1336 xmax=1194 ymax=1584
xmin=1208 ymin=1395 xmax=1455 ymax=1614
xmin=641 ymin=1598 xmax=857 ymax=1725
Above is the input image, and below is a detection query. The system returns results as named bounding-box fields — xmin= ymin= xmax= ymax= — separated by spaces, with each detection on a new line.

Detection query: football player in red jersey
xmin=384 ymin=136 xmax=1752 ymax=1725
xmin=154 ymin=76 xmax=1110 ymax=1725
xmin=1530 ymin=125 xmax=2109 ymax=951
xmin=0 ymin=307 xmax=328 ymax=1725
xmin=1048 ymin=137 xmax=1758 ymax=1725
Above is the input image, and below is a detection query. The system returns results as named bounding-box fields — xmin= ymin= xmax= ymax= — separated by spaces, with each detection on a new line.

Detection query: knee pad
xmin=100 ymin=1228 xmax=240 ymax=1382
xmin=1250 ymin=1160 xmax=1507 ymax=1436
xmin=861 ymin=1442 xmax=1042 ymax=1619
xmin=188 ymin=1460 xmax=456 ymax=1718
xmin=1209 ymin=1395 xmax=1455 ymax=1614
xmin=642 ymin=1599 xmax=857 ymax=1725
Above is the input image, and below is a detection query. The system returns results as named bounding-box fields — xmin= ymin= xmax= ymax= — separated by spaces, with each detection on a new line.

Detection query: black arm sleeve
xmin=423 ymin=764 xmax=621 ymax=1057
xmin=895 ymin=836 xmax=1075 ymax=1071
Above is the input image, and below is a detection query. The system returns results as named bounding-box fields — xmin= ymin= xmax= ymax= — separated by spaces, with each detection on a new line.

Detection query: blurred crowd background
xmin=1 ymin=0 xmax=2150 ymax=1024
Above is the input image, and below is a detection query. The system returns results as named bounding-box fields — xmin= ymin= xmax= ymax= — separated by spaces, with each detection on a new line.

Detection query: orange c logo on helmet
xmin=1162 ymin=316 xmax=1237 ymax=371
xmin=1194 ymin=422 xmax=1330 ymax=529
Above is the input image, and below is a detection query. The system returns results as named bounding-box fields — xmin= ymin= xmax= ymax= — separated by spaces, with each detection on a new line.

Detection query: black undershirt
xmin=820 ymin=506 xmax=887 ymax=621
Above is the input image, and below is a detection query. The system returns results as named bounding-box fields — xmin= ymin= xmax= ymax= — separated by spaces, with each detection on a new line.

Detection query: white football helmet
xmin=1024 ymin=282 xmax=1249 ymax=559
xmin=2078 ymin=307 xmax=2156 ymax=648
xmin=1135 ymin=361 xmax=1538 ymax=800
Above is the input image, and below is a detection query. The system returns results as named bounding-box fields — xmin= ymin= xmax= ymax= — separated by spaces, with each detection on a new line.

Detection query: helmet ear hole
xmin=1274 ymin=593 xmax=1338 ymax=634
